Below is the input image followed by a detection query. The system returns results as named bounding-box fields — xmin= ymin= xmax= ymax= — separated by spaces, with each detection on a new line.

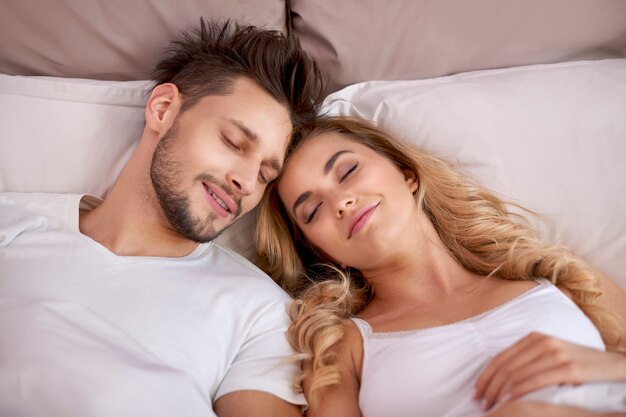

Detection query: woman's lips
xmin=348 ymin=203 xmax=379 ymax=238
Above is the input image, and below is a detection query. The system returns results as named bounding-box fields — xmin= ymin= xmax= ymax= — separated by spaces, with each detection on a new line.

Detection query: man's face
xmin=150 ymin=77 xmax=292 ymax=242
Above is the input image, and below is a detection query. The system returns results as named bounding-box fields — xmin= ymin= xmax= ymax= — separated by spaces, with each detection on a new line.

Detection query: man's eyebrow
xmin=324 ymin=150 xmax=353 ymax=174
xmin=291 ymin=150 xmax=354 ymax=216
xmin=225 ymin=118 xmax=282 ymax=173
xmin=226 ymin=118 xmax=258 ymax=143
xmin=292 ymin=191 xmax=311 ymax=217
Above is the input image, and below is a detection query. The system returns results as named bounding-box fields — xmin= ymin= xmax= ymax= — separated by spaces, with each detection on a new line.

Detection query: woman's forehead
xmin=296 ymin=131 xmax=363 ymax=157
xmin=284 ymin=133 xmax=351 ymax=173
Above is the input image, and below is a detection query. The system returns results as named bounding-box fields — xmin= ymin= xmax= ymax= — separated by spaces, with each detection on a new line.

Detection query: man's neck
xmin=78 ymin=141 xmax=200 ymax=258
xmin=79 ymin=200 xmax=200 ymax=258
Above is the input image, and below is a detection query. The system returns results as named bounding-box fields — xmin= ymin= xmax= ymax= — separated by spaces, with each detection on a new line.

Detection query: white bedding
xmin=0 ymin=299 xmax=215 ymax=417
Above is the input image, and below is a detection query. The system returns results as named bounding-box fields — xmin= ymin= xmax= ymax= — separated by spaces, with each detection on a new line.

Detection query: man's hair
xmin=152 ymin=18 xmax=324 ymax=128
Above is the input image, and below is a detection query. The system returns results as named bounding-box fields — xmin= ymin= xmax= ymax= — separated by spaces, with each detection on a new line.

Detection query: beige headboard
xmin=290 ymin=0 xmax=626 ymax=93
xmin=0 ymin=0 xmax=287 ymax=80
xmin=1 ymin=0 xmax=625 ymax=92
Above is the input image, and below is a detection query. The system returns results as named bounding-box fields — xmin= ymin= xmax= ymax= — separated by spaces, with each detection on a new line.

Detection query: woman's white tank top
xmin=351 ymin=279 xmax=626 ymax=416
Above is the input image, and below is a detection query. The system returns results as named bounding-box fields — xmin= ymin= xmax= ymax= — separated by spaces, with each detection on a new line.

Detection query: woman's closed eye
xmin=303 ymin=163 xmax=359 ymax=224
xmin=304 ymin=202 xmax=322 ymax=224
xmin=339 ymin=163 xmax=358 ymax=183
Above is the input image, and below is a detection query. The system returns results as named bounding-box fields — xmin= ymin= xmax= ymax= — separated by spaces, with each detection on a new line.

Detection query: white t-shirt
xmin=351 ymin=279 xmax=626 ymax=417
xmin=0 ymin=298 xmax=219 ymax=417
xmin=0 ymin=192 xmax=305 ymax=411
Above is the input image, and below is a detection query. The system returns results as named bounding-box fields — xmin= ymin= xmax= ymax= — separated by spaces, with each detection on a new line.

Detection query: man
xmin=0 ymin=19 xmax=323 ymax=416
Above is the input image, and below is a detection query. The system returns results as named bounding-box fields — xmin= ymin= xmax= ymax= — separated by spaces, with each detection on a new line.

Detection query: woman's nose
xmin=336 ymin=196 xmax=355 ymax=217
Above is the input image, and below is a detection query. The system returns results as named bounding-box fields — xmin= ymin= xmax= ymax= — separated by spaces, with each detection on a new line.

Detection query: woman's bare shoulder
xmin=339 ymin=319 xmax=364 ymax=380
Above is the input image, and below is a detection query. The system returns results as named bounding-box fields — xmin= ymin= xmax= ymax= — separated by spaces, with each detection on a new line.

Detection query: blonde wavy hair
xmin=255 ymin=116 xmax=623 ymax=401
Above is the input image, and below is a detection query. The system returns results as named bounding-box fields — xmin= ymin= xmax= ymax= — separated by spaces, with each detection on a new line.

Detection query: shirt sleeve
xmin=0 ymin=193 xmax=79 ymax=247
xmin=0 ymin=193 xmax=48 ymax=247
xmin=215 ymin=298 xmax=307 ymax=407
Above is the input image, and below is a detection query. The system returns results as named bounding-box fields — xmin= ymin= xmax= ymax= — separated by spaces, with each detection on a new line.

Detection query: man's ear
xmin=145 ymin=83 xmax=181 ymax=135
xmin=403 ymin=169 xmax=419 ymax=193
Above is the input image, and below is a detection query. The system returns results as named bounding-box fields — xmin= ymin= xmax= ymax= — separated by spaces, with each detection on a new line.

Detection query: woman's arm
xmin=302 ymin=320 xmax=363 ymax=417
xmin=486 ymin=401 xmax=625 ymax=417
xmin=596 ymin=272 xmax=626 ymax=350
xmin=474 ymin=332 xmax=626 ymax=410
xmin=474 ymin=272 xmax=626 ymax=410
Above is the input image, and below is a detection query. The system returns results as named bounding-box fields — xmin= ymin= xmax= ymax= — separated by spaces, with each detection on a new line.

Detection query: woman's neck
xmin=362 ymin=215 xmax=485 ymax=310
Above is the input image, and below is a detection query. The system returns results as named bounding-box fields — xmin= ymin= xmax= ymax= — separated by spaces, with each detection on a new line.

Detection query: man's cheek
xmin=239 ymin=199 xmax=258 ymax=217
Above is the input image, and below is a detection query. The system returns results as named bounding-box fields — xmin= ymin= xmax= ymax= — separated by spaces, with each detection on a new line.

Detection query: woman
xmin=256 ymin=117 xmax=626 ymax=416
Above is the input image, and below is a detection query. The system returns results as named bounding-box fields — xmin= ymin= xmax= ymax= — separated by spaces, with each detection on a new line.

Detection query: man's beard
xmin=149 ymin=120 xmax=242 ymax=243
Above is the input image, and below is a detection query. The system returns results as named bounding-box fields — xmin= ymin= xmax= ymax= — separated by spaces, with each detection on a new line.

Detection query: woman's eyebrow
xmin=324 ymin=150 xmax=354 ymax=174
xmin=292 ymin=191 xmax=312 ymax=217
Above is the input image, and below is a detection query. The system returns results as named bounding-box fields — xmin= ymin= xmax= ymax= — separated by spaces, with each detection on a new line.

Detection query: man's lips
xmin=202 ymin=183 xmax=238 ymax=218
xmin=348 ymin=203 xmax=380 ymax=238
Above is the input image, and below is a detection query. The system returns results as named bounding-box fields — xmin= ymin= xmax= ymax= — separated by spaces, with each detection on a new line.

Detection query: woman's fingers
xmin=475 ymin=332 xmax=610 ymax=410
xmin=485 ymin=401 xmax=609 ymax=417
xmin=505 ymin=361 xmax=582 ymax=400
xmin=474 ymin=332 xmax=547 ymax=407
xmin=474 ymin=333 xmax=537 ymax=396
xmin=484 ymin=354 xmax=579 ymax=409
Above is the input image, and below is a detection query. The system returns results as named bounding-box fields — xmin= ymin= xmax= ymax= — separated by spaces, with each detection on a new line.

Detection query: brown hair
xmin=256 ymin=116 xmax=623 ymax=399
xmin=152 ymin=18 xmax=324 ymax=128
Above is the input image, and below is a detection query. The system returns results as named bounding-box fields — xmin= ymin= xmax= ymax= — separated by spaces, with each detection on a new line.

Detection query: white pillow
xmin=323 ymin=59 xmax=626 ymax=289
xmin=0 ymin=74 xmax=151 ymax=197
xmin=0 ymin=74 xmax=255 ymax=260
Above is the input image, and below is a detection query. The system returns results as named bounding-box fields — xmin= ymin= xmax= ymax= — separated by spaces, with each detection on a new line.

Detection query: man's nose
xmin=228 ymin=167 xmax=256 ymax=196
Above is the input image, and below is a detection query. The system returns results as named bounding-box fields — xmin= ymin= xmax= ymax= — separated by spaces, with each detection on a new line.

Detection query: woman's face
xmin=278 ymin=132 xmax=419 ymax=271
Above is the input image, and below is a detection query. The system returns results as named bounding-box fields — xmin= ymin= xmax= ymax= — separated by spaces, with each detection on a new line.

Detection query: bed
xmin=1 ymin=0 xmax=625 ymax=414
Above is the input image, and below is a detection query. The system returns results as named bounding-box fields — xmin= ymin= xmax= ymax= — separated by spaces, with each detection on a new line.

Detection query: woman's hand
xmin=486 ymin=401 xmax=625 ymax=417
xmin=474 ymin=332 xmax=626 ymax=411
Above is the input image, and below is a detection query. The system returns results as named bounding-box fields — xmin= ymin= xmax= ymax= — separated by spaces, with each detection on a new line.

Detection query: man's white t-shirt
xmin=0 ymin=192 xmax=305 ymax=409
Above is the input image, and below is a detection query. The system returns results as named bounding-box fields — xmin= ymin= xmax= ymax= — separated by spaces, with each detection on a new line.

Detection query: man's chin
xmin=185 ymin=220 xmax=232 ymax=243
